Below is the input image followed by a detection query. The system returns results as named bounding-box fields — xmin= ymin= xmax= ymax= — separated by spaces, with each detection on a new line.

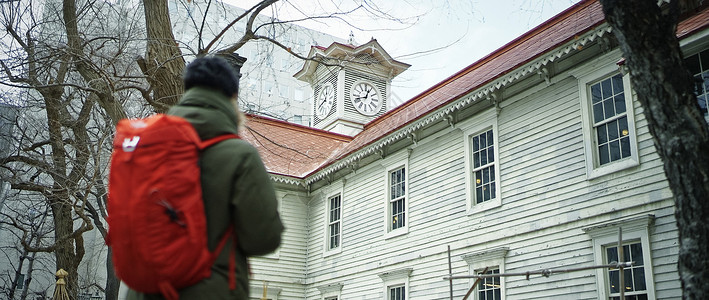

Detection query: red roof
xmin=243 ymin=0 xmax=709 ymax=179
xmin=242 ymin=115 xmax=352 ymax=178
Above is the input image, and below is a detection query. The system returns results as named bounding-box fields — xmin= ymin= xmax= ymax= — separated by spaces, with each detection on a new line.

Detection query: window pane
xmin=609 ymin=140 xmax=621 ymax=161
xmin=609 ymin=269 xmax=620 ymax=293
xmin=476 ymin=186 xmax=483 ymax=204
xmin=612 ymin=74 xmax=624 ymax=94
xmin=593 ymin=102 xmax=604 ymax=123
xmin=473 ymin=151 xmax=480 ymax=168
xmin=621 ymin=137 xmax=631 ymax=158
xmin=634 ymin=267 xmax=647 ymax=291
xmin=599 ymin=144 xmax=610 ymax=165
xmin=598 ymin=124 xmax=608 ymax=144
xmin=592 ymin=83 xmax=602 ymax=103
xmin=614 ymin=94 xmax=626 ymax=114
xmin=602 ymin=78 xmax=613 ymax=99
xmin=607 ymin=247 xmax=618 ymax=262
xmin=490 ymin=182 xmax=496 ymax=200
xmin=604 ymin=98 xmax=615 ymax=119
xmin=619 ymin=117 xmax=629 ymax=136
xmin=631 ymin=243 xmax=644 ymax=265
xmin=608 ymin=120 xmax=619 ymax=140
xmin=624 ymin=268 xmax=634 ymax=291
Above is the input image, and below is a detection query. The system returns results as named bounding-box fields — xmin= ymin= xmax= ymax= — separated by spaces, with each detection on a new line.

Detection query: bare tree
xmin=598 ymin=0 xmax=709 ymax=298
xmin=0 ymin=191 xmax=54 ymax=300
xmin=0 ymin=0 xmax=145 ymax=298
xmin=0 ymin=1 xmax=416 ymax=299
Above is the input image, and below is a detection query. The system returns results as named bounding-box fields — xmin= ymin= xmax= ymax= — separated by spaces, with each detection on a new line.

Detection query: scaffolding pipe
xmin=619 ymin=227 xmax=625 ymax=300
xmin=448 ymin=245 xmax=453 ymax=300
xmin=443 ymin=261 xmax=634 ymax=281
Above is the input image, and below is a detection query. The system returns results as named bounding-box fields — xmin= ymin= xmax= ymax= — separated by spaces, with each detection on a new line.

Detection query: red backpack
xmin=107 ymin=114 xmax=238 ymax=300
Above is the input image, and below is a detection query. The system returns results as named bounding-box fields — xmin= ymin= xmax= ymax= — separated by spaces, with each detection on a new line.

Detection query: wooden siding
xmin=249 ymin=192 xmax=309 ymax=299
xmin=291 ymin=52 xmax=680 ymax=299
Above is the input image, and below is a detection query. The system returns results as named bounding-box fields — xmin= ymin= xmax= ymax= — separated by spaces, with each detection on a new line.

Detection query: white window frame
xmin=583 ymin=215 xmax=656 ymax=300
xmin=463 ymin=247 xmax=508 ymax=300
xmin=574 ymin=57 xmax=639 ymax=179
xmin=388 ymin=285 xmax=406 ymax=300
xmin=317 ymin=283 xmax=343 ymax=300
xmin=683 ymin=46 xmax=709 ymax=123
xmin=461 ymin=108 xmax=502 ymax=214
xmin=379 ymin=268 xmax=412 ymax=300
xmin=324 ymin=193 xmax=342 ymax=255
xmin=383 ymin=153 xmax=409 ymax=238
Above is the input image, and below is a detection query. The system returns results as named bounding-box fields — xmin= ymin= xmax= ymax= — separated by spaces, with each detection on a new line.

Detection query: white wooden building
xmin=241 ymin=0 xmax=709 ymax=299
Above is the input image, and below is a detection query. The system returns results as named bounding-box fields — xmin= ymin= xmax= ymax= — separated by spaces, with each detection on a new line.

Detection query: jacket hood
xmin=168 ymin=87 xmax=240 ymax=140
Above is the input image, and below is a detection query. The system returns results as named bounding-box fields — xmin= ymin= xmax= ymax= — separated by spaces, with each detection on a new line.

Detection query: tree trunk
xmin=51 ymin=196 xmax=80 ymax=299
xmin=599 ymin=1 xmax=709 ymax=299
xmin=142 ymin=0 xmax=186 ymax=112
xmin=104 ymin=247 xmax=119 ymax=300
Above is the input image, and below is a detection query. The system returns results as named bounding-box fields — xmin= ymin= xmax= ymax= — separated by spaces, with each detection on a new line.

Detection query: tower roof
xmin=294 ymin=39 xmax=411 ymax=82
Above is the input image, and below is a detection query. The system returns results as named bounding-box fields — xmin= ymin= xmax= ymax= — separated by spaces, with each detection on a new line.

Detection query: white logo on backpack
xmin=122 ymin=136 xmax=140 ymax=152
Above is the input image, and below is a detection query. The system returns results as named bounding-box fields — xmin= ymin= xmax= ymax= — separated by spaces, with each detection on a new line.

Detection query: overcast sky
xmin=225 ymin=0 xmax=580 ymax=103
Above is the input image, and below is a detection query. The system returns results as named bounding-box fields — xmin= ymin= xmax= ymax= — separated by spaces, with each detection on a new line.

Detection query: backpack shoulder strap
xmin=198 ymin=134 xmax=240 ymax=150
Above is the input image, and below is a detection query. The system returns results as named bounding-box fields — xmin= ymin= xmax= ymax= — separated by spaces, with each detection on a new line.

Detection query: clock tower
xmin=294 ymin=39 xmax=410 ymax=136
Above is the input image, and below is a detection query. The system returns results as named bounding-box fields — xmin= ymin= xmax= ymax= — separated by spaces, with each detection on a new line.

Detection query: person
xmin=125 ymin=56 xmax=284 ymax=300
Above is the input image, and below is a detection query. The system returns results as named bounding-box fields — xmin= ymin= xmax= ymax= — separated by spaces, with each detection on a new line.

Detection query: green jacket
xmin=125 ymin=87 xmax=284 ymax=300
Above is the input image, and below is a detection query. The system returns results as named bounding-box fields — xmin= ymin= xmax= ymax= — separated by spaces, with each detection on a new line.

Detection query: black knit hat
xmin=183 ymin=56 xmax=240 ymax=98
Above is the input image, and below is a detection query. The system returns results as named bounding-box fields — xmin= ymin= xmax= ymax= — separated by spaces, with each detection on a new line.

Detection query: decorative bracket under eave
xmin=538 ymin=67 xmax=551 ymax=86
xmin=408 ymin=132 xmax=418 ymax=146
xmin=445 ymin=113 xmax=456 ymax=129
xmin=487 ymin=92 xmax=502 ymax=116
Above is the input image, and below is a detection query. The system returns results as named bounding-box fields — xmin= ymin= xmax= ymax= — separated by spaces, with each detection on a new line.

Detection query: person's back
xmin=125 ymin=56 xmax=284 ymax=300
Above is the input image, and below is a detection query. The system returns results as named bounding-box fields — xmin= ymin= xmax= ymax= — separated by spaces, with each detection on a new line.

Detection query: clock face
xmin=315 ymin=83 xmax=335 ymax=119
xmin=350 ymin=81 xmax=381 ymax=116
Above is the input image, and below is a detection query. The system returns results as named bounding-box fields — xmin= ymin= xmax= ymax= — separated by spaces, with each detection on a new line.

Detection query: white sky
xmin=225 ymin=0 xmax=580 ymax=102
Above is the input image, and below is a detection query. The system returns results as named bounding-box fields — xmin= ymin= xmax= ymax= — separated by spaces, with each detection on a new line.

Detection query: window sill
xmin=385 ymin=227 xmax=408 ymax=239
xmin=323 ymin=247 xmax=342 ymax=258
xmin=467 ymin=199 xmax=501 ymax=216
xmin=587 ymin=157 xmax=639 ymax=180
